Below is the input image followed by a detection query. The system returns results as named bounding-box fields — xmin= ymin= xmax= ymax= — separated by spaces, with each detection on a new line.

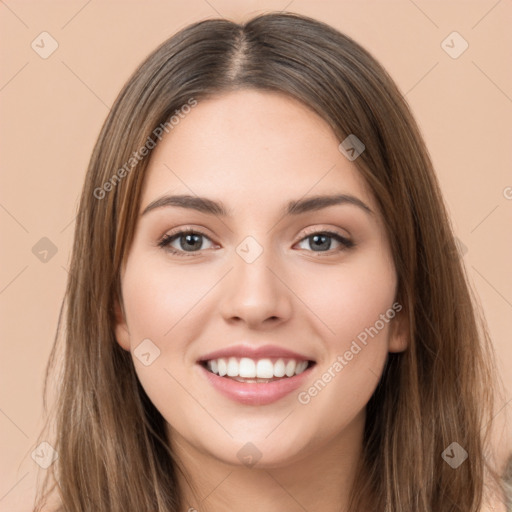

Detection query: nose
xmin=219 ymin=244 xmax=293 ymax=330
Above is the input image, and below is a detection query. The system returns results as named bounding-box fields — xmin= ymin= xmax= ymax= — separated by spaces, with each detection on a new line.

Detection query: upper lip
xmin=197 ymin=344 xmax=315 ymax=363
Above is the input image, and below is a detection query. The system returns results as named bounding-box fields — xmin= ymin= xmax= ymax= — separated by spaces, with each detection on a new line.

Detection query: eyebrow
xmin=140 ymin=193 xmax=373 ymax=217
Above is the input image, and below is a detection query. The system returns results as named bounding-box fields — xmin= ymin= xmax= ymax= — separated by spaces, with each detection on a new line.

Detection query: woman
xmin=34 ymin=11 xmax=508 ymax=512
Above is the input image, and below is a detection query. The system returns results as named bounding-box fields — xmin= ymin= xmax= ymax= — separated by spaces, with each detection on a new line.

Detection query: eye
xmin=295 ymin=230 xmax=354 ymax=254
xmin=158 ymin=229 xmax=215 ymax=256
xmin=157 ymin=228 xmax=354 ymax=257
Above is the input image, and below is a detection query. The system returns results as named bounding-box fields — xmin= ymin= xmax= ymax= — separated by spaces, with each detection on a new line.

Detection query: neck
xmin=169 ymin=410 xmax=366 ymax=512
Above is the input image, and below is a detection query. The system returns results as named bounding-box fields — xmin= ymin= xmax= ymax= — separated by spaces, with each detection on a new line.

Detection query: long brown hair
xmin=33 ymin=11 xmax=505 ymax=511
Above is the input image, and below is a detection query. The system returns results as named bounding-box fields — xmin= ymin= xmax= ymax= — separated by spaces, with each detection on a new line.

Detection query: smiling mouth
xmin=200 ymin=357 xmax=316 ymax=383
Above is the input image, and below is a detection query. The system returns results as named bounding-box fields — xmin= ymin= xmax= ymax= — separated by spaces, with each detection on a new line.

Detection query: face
xmin=114 ymin=89 xmax=407 ymax=469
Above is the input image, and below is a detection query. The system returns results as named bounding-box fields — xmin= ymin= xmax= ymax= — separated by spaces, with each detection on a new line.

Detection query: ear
xmin=388 ymin=304 xmax=409 ymax=353
xmin=114 ymin=297 xmax=131 ymax=351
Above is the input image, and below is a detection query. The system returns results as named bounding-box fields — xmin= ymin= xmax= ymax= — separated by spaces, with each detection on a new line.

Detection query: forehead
xmin=140 ymin=89 xmax=375 ymax=214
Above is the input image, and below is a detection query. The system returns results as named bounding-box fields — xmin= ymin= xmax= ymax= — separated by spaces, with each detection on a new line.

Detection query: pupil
xmin=182 ymin=233 xmax=201 ymax=251
xmin=311 ymin=234 xmax=330 ymax=251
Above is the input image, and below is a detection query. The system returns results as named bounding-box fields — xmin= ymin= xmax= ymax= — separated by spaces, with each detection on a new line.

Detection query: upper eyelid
xmin=300 ymin=225 xmax=351 ymax=240
xmin=161 ymin=225 xmax=350 ymax=241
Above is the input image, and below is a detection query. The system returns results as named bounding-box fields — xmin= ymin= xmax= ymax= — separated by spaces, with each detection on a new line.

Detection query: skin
xmin=114 ymin=89 xmax=409 ymax=512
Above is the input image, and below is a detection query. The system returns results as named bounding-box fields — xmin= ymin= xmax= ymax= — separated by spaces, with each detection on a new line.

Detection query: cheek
xmin=120 ymin=255 xmax=209 ymax=419
xmin=298 ymin=251 xmax=397 ymax=349
xmin=122 ymin=254 xmax=212 ymax=349
xmin=292 ymin=253 xmax=397 ymax=430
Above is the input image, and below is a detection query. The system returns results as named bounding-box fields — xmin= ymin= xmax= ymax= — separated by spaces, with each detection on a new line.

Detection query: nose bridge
xmin=219 ymin=234 xmax=292 ymax=327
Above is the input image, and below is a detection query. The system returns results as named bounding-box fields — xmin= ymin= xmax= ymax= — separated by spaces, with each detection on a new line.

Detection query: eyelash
xmin=157 ymin=227 xmax=355 ymax=257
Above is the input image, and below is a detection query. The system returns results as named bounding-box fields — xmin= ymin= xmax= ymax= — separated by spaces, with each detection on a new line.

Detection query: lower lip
xmin=198 ymin=363 xmax=315 ymax=405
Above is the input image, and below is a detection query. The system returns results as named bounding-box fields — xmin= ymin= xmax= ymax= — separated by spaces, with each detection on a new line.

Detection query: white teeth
xmin=256 ymin=359 xmax=274 ymax=379
xmin=227 ymin=357 xmax=238 ymax=377
xmin=217 ymin=358 xmax=227 ymax=377
xmin=239 ymin=357 xmax=256 ymax=378
xmin=295 ymin=360 xmax=308 ymax=375
xmin=273 ymin=359 xmax=286 ymax=377
xmin=285 ymin=360 xmax=296 ymax=377
xmin=204 ymin=357 xmax=311 ymax=379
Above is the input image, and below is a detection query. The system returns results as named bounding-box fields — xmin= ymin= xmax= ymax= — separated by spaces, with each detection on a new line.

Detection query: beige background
xmin=1 ymin=1 xmax=511 ymax=509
